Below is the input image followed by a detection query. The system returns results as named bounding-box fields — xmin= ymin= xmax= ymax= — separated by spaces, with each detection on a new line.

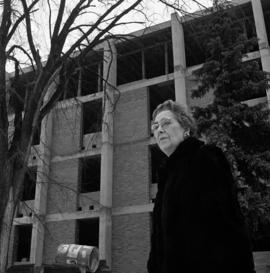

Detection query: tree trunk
xmin=0 ymin=186 xmax=17 ymax=273
xmin=0 ymin=48 xmax=9 ymax=235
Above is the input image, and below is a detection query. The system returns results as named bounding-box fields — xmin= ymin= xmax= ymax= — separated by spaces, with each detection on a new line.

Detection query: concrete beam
xmin=99 ymin=40 xmax=117 ymax=269
xmin=251 ymin=0 xmax=270 ymax=102
xmin=118 ymin=73 xmax=174 ymax=93
xmin=112 ymin=204 xmax=154 ymax=216
xmin=171 ymin=13 xmax=187 ymax=105
xmin=26 ymin=204 xmax=155 ymax=223
xmin=30 ymin=109 xmax=54 ymax=266
xmin=45 ymin=210 xmax=101 ymax=222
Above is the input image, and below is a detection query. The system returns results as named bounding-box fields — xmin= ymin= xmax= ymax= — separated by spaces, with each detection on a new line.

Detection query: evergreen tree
xmin=191 ymin=2 xmax=270 ymax=250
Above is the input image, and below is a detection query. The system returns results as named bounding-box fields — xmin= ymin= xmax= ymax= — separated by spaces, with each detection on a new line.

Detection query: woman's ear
xmin=183 ymin=130 xmax=190 ymax=139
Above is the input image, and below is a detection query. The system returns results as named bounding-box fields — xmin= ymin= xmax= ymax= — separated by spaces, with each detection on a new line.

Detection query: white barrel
xmin=55 ymin=244 xmax=99 ymax=272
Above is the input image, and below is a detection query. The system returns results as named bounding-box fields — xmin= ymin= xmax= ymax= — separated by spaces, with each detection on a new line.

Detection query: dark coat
xmin=147 ymin=137 xmax=255 ymax=273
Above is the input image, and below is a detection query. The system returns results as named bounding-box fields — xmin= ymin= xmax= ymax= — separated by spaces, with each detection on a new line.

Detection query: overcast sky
xmin=5 ymin=0 xmax=214 ymax=73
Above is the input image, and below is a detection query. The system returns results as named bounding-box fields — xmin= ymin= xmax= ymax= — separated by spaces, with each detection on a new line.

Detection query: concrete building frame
xmin=7 ymin=0 xmax=270 ymax=272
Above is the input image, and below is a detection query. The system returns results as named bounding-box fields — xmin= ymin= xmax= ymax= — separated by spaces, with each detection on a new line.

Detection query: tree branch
xmin=7 ymin=1 xmax=39 ymax=43
xmin=159 ymin=0 xmax=210 ymax=14
xmin=7 ymin=45 xmax=35 ymax=71
xmin=47 ymin=0 xmax=53 ymax=40
xmin=56 ymin=0 xmax=93 ymax=45
xmin=50 ymin=0 xmax=67 ymax=43
xmin=0 ymin=0 xmax=12 ymax=47
xmin=63 ymin=0 xmax=141 ymax=59
xmin=8 ymin=60 xmax=23 ymax=154
xmin=21 ymin=0 xmax=41 ymax=69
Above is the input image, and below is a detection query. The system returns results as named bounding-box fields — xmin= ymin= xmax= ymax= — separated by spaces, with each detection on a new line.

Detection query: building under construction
xmin=7 ymin=0 xmax=270 ymax=272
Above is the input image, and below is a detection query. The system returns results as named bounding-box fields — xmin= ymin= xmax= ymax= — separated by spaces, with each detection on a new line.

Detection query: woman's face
xmin=152 ymin=110 xmax=186 ymax=157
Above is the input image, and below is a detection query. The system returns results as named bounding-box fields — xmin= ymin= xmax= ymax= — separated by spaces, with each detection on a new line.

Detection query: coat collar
xmin=166 ymin=137 xmax=204 ymax=168
xmin=156 ymin=137 xmax=204 ymax=189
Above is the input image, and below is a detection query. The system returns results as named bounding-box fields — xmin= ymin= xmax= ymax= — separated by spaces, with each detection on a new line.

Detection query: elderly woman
xmin=147 ymin=100 xmax=255 ymax=273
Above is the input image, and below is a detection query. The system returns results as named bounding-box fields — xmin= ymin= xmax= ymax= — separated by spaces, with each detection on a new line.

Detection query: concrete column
xmin=30 ymin=87 xmax=54 ymax=266
xmin=99 ymin=40 xmax=116 ymax=268
xmin=251 ymin=0 xmax=270 ymax=102
xmin=171 ymin=13 xmax=187 ymax=105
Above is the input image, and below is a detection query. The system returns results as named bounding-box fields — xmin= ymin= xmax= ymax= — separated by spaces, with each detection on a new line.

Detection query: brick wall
xmin=47 ymin=159 xmax=79 ymax=214
xmin=43 ymin=220 xmax=77 ymax=264
xmin=113 ymin=141 xmax=150 ymax=207
xmin=113 ymin=88 xmax=150 ymax=207
xmin=52 ymin=103 xmax=82 ymax=157
xmin=114 ymin=88 xmax=149 ymax=144
xmin=112 ymin=213 xmax=151 ymax=273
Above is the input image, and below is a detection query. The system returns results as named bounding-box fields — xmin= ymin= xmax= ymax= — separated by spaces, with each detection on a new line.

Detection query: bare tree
xmin=0 ymin=1 xmax=155 ymax=271
xmin=0 ymin=0 xmax=211 ymax=271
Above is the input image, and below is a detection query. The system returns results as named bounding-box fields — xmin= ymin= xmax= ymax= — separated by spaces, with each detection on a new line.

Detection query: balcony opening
xmin=183 ymin=19 xmax=208 ymax=67
xmin=21 ymin=167 xmax=37 ymax=201
xmin=81 ymin=52 xmax=103 ymax=96
xmin=57 ymin=61 xmax=79 ymax=101
xmin=145 ymin=44 xmax=166 ymax=79
xmin=82 ymin=99 xmax=102 ymax=135
xmin=150 ymin=145 xmax=166 ymax=184
xmin=148 ymin=81 xmax=175 ymax=126
xmin=76 ymin=218 xmax=99 ymax=248
xmin=117 ymin=28 xmax=172 ymax=85
xmin=117 ymin=49 xmax=142 ymax=85
xmin=57 ymin=53 xmax=103 ymax=100
xmin=146 ymin=41 xmax=173 ymax=78
xmin=32 ymin=118 xmax=41 ymax=146
xmin=80 ymin=156 xmax=101 ymax=193
xmin=14 ymin=225 xmax=32 ymax=263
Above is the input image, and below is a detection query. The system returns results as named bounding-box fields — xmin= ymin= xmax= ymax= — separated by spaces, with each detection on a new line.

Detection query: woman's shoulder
xmin=196 ymin=142 xmax=234 ymax=183
xmin=179 ymin=137 xmax=224 ymax=160
xmin=198 ymin=142 xmax=228 ymax=165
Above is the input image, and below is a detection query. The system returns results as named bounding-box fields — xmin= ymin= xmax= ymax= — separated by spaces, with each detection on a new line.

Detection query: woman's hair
xmin=152 ymin=100 xmax=197 ymax=136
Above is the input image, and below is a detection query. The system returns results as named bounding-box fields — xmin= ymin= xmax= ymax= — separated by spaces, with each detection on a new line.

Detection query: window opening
xmin=117 ymin=28 xmax=172 ymax=85
xmin=64 ymin=69 xmax=79 ymax=100
xmin=14 ymin=225 xmax=32 ymax=262
xmin=57 ymin=52 xmax=103 ymax=100
xmin=32 ymin=118 xmax=41 ymax=146
xmin=80 ymin=52 xmax=103 ymax=96
xmin=82 ymin=99 xmax=102 ymax=135
xmin=57 ymin=61 xmax=79 ymax=101
xmin=80 ymin=155 xmax=101 ymax=193
xmin=148 ymin=81 xmax=175 ymax=125
xmin=80 ymin=63 xmax=103 ymax=96
xmin=145 ymin=43 xmax=166 ymax=79
xmin=117 ymin=50 xmax=143 ymax=85
xmin=21 ymin=167 xmax=37 ymax=201
xmin=76 ymin=218 xmax=99 ymax=247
